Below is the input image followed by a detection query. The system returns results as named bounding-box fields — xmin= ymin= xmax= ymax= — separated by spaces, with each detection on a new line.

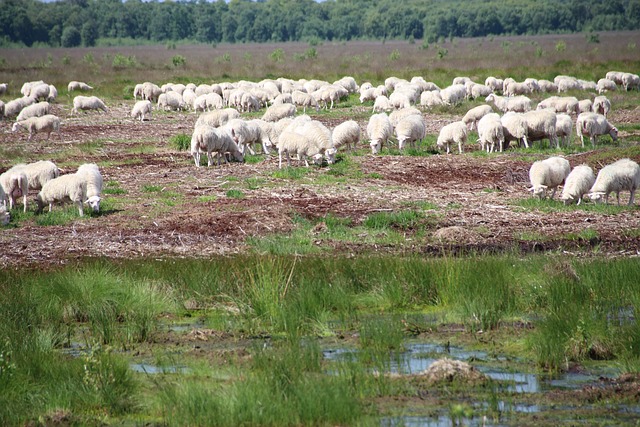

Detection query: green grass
xmin=271 ymin=166 xmax=311 ymax=180
xmin=514 ymin=197 xmax=637 ymax=214
xmin=225 ymin=189 xmax=244 ymax=199
xmin=102 ymin=180 xmax=126 ymax=195
xmin=169 ymin=133 xmax=191 ymax=151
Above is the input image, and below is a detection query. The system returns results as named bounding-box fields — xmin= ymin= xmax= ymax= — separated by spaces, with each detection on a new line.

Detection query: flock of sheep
xmin=1 ymin=67 xmax=639 ymax=219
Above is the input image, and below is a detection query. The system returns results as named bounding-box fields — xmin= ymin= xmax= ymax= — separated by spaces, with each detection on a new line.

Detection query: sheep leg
xmin=247 ymin=144 xmax=256 ymax=156
xmin=76 ymin=201 xmax=84 ymax=216
xmin=192 ymin=152 xmax=200 ymax=167
xmin=630 ymin=188 xmax=636 ymax=206
xmin=207 ymin=151 xmax=214 ymax=167
xmin=22 ymin=195 xmax=27 ymax=213
xmin=48 ymin=203 xmax=53 ymax=212
xmin=278 ymin=151 xmax=283 ymax=169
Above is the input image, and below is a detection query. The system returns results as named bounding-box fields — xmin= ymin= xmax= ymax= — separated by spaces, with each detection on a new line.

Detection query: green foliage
xmin=363 ymin=210 xmax=423 ymax=230
xmin=270 ymin=48 xmax=285 ymax=62
xmin=61 ymin=55 xmax=71 ymax=65
xmin=112 ymin=53 xmax=137 ymax=69
xmin=555 ymin=40 xmax=566 ymax=52
xmin=389 ymin=49 xmax=400 ymax=61
xmin=60 ymin=26 xmax=81 ymax=47
xmin=82 ymin=52 xmax=94 ymax=64
xmin=225 ymin=189 xmax=244 ymax=199
xmin=169 ymin=133 xmax=191 ymax=151
xmin=437 ymin=47 xmax=448 ymax=59
xmin=586 ymin=32 xmax=600 ymax=43
xmin=171 ymin=54 xmax=186 ymax=68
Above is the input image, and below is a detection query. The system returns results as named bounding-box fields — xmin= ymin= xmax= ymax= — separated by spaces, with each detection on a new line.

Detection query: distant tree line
xmin=2 ymin=0 xmax=640 ymax=47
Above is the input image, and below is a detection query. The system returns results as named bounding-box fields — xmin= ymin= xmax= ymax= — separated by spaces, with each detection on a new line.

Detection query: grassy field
xmin=1 ymin=31 xmax=640 ymax=425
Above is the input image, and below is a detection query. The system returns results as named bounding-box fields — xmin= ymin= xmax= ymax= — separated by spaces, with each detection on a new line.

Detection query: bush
xmin=171 ymin=55 xmax=186 ymax=68
xmin=112 ymin=53 xmax=137 ymax=69
xmin=61 ymin=26 xmax=81 ymax=48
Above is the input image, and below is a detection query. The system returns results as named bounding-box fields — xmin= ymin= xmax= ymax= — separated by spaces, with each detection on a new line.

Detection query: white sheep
xmin=596 ymin=78 xmax=617 ymax=94
xmin=536 ymin=96 xmax=579 ymax=115
xmin=76 ymin=163 xmax=103 ymax=212
xmin=36 ymin=174 xmax=87 ymax=216
xmin=16 ymin=101 xmax=50 ymax=121
xmin=373 ymin=95 xmax=393 ymax=113
xmin=462 ymin=105 xmax=493 ymax=130
xmin=622 ymin=73 xmax=640 ymax=91
xmin=561 ymin=165 xmax=595 ymax=205
xmin=190 ymin=125 xmax=244 ymax=167
xmin=528 ymin=156 xmax=571 ymax=199
xmin=578 ymin=99 xmax=593 ymax=114
xmin=470 ymin=84 xmax=493 ymax=99
xmin=332 ymin=120 xmax=360 ymax=151
xmin=576 ymin=112 xmax=617 ymax=147
xmin=291 ymin=90 xmax=319 ymax=113
xmin=28 ymin=83 xmax=52 ymax=101
xmin=389 ymin=91 xmax=412 ymax=110
xmin=9 ymin=160 xmax=59 ymax=191
xmin=605 ymin=71 xmax=625 ymax=85
xmin=557 ymin=77 xmax=582 ymax=92
xmin=334 ymin=76 xmax=359 ymax=93
xmin=0 ymin=169 xmax=28 ymax=212
xmin=395 ymin=114 xmax=426 ymax=150
xmin=182 ymin=88 xmax=196 ymax=109
xmin=241 ymin=92 xmax=261 ymax=112
xmin=579 ymin=79 xmax=598 ymax=91
xmin=359 ymin=88 xmax=376 ymax=103
xmin=0 ymin=83 xmax=7 ymax=95
xmin=504 ymin=81 xmax=532 ymax=97
xmin=195 ymin=108 xmax=240 ymax=128
xmin=4 ymin=97 xmax=36 ymax=118
xmin=486 ymin=94 xmax=531 ymax=113
xmin=277 ymin=131 xmax=324 ymax=169
xmin=477 ymin=113 xmax=505 ymax=153
xmin=588 ymin=158 xmax=640 ymax=205
xmin=291 ymin=120 xmax=336 ymax=164
xmin=484 ymin=76 xmax=504 ymax=93
xmin=537 ymin=80 xmax=558 ymax=93
xmin=555 ymin=113 xmax=573 ymax=147
xmin=12 ymin=115 xmax=61 ymax=141
xmin=244 ymin=119 xmax=273 ymax=155
xmin=522 ymin=110 xmax=558 ymax=148
xmin=272 ymin=93 xmax=293 ymax=106
xmin=501 ymin=112 xmax=529 ymax=149
xmin=592 ymin=96 xmax=611 ymax=118
xmin=133 ymin=83 xmax=144 ymax=100
xmin=316 ymin=85 xmax=347 ymax=109
xmin=142 ymin=82 xmax=162 ymax=102
xmin=68 ymin=81 xmax=93 ymax=91
xmin=440 ymin=84 xmax=466 ymax=106
xmin=262 ymin=103 xmax=296 ymax=122
xmin=131 ymin=100 xmax=152 ymax=122
xmin=420 ymin=91 xmax=443 ymax=109
xmin=20 ymin=80 xmax=44 ymax=97
xmin=157 ymin=92 xmax=186 ymax=111
xmin=367 ymin=113 xmax=393 ymax=154
xmin=436 ymin=121 xmax=468 ymax=154
xmin=389 ymin=107 xmax=422 ymax=129
xmin=72 ymin=96 xmax=108 ymax=114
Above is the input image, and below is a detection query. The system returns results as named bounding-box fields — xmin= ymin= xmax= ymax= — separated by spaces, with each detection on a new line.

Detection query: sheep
xmin=72 ymin=96 xmax=108 ymax=114
xmin=440 ymin=84 xmax=466 ymax=106
xmin=578 ymin=99 xmax=593 ymax=114
xmin=596 ymin=78 xmax=617 ymax=94
xmin=244 ymin=119 xmax=273 ymax=155
xmin=190 ymin=125 xmax=244 ymax=167
xmin=528 ymin=156 xmax=571 ymax=199
xmin=0 ymin=83 xmax=7 ymax=95
xmin=367 ymin=113 xmax=393 ymax=154
xmin=453 ymin=76 xmax=472 ymax=86
xmin=0 ymin=204 xmax=9 ymax=226
xmin=588 ymin=158 xmax=640 ymax=205
xmin=470 ymin=84 xmax=493 ymax=99
xmin=436 ymin=121 xmax=468 ymax=154
xmin=477 ymin=113 xmax=505 ymax=153
xmin=223 ymin=119 xmax=252 ymax=155
xmin=622 ymin=73 xmax=640 ymax=91
xmin=36 ymin=174 xmax=87 ymax=216
xmin=4 ymin=96 xmax=35 ymax=118
xmin=0 ymin=169 xmax=28 ymax=212
xmin=142 ymin=82 xmax=162 ymax=102
xmin=195 ymin=108 xmax=240 ymax=128
xmin=8 ymin=160 xmax=59 ymax=191
xmin=157 ymin=92 xmax=186 ymax=111
xmin=373 ymin=95 xmax=393 ymax=113
xmin=205 ymin=93 xmax=224 ymax=111
xmin=291 ymin=90 xmax=319 ymax=113
xmin=316 ymin=85 xmax=347 ymax=109
xmin=592 ymin=96 xmax=611 ymax=118
xmin=334 ymin=76 xmax=359 ymax=93
xmin=537 ymin=79 xmax=558 ymax=93
xmin=291 ymin=120 xmax=337 ymax=164
xmin=332 ymin=120 xmax=360 ymax=151
xmin=133 ymin=83 xmax=144 ymax=100
xmin=68 ymin=81 xmax=93 ymax=91
xmin=522 ymin=110 xmax=558 ymax=148
xmin=484 ymin=76 xmax=504 ymax=93
xmin=389 ymin=91 xmax=412 ymax=110
xmin=485 ymin=94 xmax=531 ymax=113
xmin=277 ymin=131 xmax=324 ymax=169
xmin=262 ymin=103 xmax=296 ymax=122
xmin=16 ymin=101 xmax=49 ymax=121
xmin=359 ymin=82 xmax=373 ymax=94
xmin=389 ymin=107 xmax=422 ymax=129
xmin=501 ymin=112 xmax=529 ymax=149
xmin=359 ymin=88 xmax=376 ymax=103
xmin=272 ymin=93 xmax=293 ymax=106
xmin=28 ymin=83 xmax=52 ymax=101
xmin=579 ymin=79 xmax=598 ymax=91
xmin=420 ymin=91 xmax=443 ymax=109
xmin=462 ymin=105 xmax=493 ymax=130
xmin=182 ymin=88 xmax=197 ymax=109
xmin=395 ymin=114 xmax=426 ymax=150
xmin=20 ymin=80 xmax=44 ymax=97
xmin=131 ymin=100 xmax=152 ymax=122
xmin=555 ymin=114 xmax=573 ymax=147
xmin=536 ymin=96 xmax=579 ymax=115
xmin=605 ymin=71 xmax=625 ymax=85
xmin=557 ymin=77 xmax=582 ymax=92
xmin=576 ymin=112 xmax=617 ymax=148
xmin=12 ymin=115 xmax=61 ymax=141
xmin=561 ymin=165 xmax=595 ymax=205
xmin=240 ymin=92 xmax=261 ymax=113
xmin=76 ymin=163 xmax=103 ymax=212
xmin=504 ymin=81 xmax=532 ymax=97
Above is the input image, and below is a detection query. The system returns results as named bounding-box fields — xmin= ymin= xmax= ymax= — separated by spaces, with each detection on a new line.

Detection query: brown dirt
xmin=1 ymin=103 xmax=640 ymax=269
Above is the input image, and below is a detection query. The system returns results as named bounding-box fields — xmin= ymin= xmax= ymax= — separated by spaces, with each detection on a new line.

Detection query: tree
xmin=61 ymin=25 xmax=81 ymax=47
xmin=81 ymin=21 xmax=98 ymax=47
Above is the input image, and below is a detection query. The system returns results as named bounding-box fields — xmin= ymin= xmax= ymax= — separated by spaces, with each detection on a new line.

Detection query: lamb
xmin=12 ymin=115 xmax=61 ymax=141
xmin=291 ymin=90 xmax=319 ymax=113
xmin=440 ymin=84 xmax=466 ymax=106
xmin=461 ymin=105 xmax=493 ymax=130
xmin=262 ymin=103 xmax=296 ymax=122
xmin=72 ymin=96 xmax=108 ymax=114
xmin=190 ymin=125 xmax=244 ymax=167
xmin=436 ymin=121 xmax=468 ymax=154
xmin=157 ymin=92 xmax=186 ymax=111
xmin=420 ymin=91 xmax=443 ymax=108
xmin=67 ymin=81 xmax=93 ymax=91
xmin=528 ymin=156 xmax=571 ymax=199
xmin=16 ymin=101 xmax=50 ymax=121
xmin=588 ymin=158 xmax=640 ymax=205
xmin=395 ymin=114 xmax=426 ymax=150
xmin=130 ymin=100 xmax=152 ymax=122
xmin=8 ymin=160 xmax=60 ymax=191
xmin=373 ymin=95 xmax=393 ymax=112
xmin=522 ymin=110 xmax=558 ymax=149
xmin=486 ymin=94 xmax=531 ymax=113
xmin=277 ymin=131 xmax=324 ymax=169
xmin=561 ymin=165 xmax=595 ymax=205
xmin=576 ymin=112 xmax=617 ymax=147
xmin=477 ymin=113 xmax=505 ymax=153
xmin=76 ymin=163 xmax=103 ymax=212
xmin=36 ymin=173 xmax=87 ymax=216
xmin=0 ymin=169 xmax=28 ymax=212
xmin=592 ymin=96 xmax=611 ymax=118
xmin=596 ymin=78 xmax=617 ymax=94
xmin=331 ymin=120 xmax=360 ymax=151
xmin=195 ymin=108 xmax=240 ymax=128
xmin=536 ymin=96 xmax=579 ymax=115
xmin=367 ymin=113 xmax=393 ymax=154
xmin=555 ymin=114 xmax=573 ymax=147
xmin=501 ymin=112 xmax=529 ymax=149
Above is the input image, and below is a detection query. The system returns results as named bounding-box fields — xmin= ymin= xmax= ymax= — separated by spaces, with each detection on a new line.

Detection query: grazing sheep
xmin=244 ymin=119 xmax=273 ymax=155
xmin=182 ymin=88 xmax=196 ymax=109
xmin=316 ymin=84 xmax=348 ymax=109
xmin=359 ymin=88 xmax=376 ymax=103
xmin=592 ymin=96 xmax=611 ymax=118
xmin=262 ymin=103 xmax=296 ymax=122
xmin=334 ymin=76 xmax=359 ymax=93
xmin=291 ymin=120 xmax=337 ymax=164
xmin=420 ymin=91 xmax=444 ymax=108
xmin=579 ymin=79 xmax=598 ymax=91
xmin=622 ymin=73 xmax=640 ymax=91
xmin=536 ymin=96 xmax=579 ymax=115
xmin=241 ymin=92 xmax=261 ymax=113
xmin=367 ymin=113 xmax=393 ymax=154
xmin=484 ymin=76 xmax=504 ymax=93
xmin=291 ymin=90 xmax=319 ymax=113
xmin=72 ymin=96 xmax=107 ymax=114
xmin=389 ymin=91 xmax=412 ymax=110
xmin=477 ymin=113 xmax=505 ymax=153
xmin=131 ymin=100 xmax=152 ymax=122
xmin=470 ymin=84 xmax=493 ymax=99
xmin=157 ymin=92 xmax=186 ymax=111
xmin=501 ymin=112 xmax=529 ymax=149
xmin=504 ymin=81 xmax=532 ymax=97
xmin=440 ymin=84 xmax=466 ymax=106
xmin=436 ymin=121 xmax=468 ymax=154
xmin=395 ymin=114 xmax=426 ymax=150
xmin=9 ymin=160 xmax=59 ymax=191
xmin=28 ymin=83 xmax=52 ymax=101
xmin=332 ymin=120 xmax=360 ymax=151
xmin=522 ymin=110 xmax=558 ymax=148
xmin=36 ymin=174 xmax=87 ymax=216
xmin=12 ymin=115 xmax=61 ymax=141
xmin=76 ymin=163 xmax=103 ymax=212
xmin=389 ymin=107 xmax=422 ymax=129
xmin=190 ymin=125 xmax=244 ymax=167
xmin=557 ymin=77 xmax=582 ymax=92
xmin=588 ymin=158 xmax=640 ymax=205
xmin=0 ymin=169 xmax=28 ymax=212
xmin=576 ymin=112 xmax=617 ymax=147
xmin=485 ymin=94 xmax=531 ymax=113
xmin=133 ymin=83 xmax=144 ymax=100
xmin=528 ymin=156 xmax=571 ymax=199
xmin=16 ymin=101 xmax=49 ymax=122
xmin=272 ymin=93 xmax=293 ymax=106
xmin=277 ymin=131 xmax=324 ymax=168
xmin=596 ymin=78 xmax=617 ymax=94
xmin=462 ymin=105 xmax=493 ymax=130
xmin=555 ymin=114 xmax=573 ymax=147
xmin=142 ymin=82 xmax=162 ymax=102
xmin=373 ymin=95 xmax=393 ymax=112
xmin=4 ymin=96 xmax=36 ymax=118
xmin=67 ymin=81 xmax=93 ymax=91
xmin=578 ymin=99 xmax=593 ymax=114
xmin=195 ymin=108 xmax=241 ymax=128
xmin=223 ymin=119 xmax=253 ymax=155
xmin=0 ymin=83 xmax=7 ymax=95
xmin=605 ymin=71 xmax=625 ymax=85
xmin=537 ymin=79 xmax=558 ymax=93
xmin=561 ymin=165 xmax=595 ymax=205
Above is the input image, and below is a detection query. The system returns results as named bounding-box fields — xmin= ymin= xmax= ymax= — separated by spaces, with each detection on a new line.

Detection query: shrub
xmin=169 ymin=134 xmax=191 ymax=151
xmin=61 ymin=26 xmax=81 ymax=48
xmin=171 ymin=54 xmax=186 ymax=68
